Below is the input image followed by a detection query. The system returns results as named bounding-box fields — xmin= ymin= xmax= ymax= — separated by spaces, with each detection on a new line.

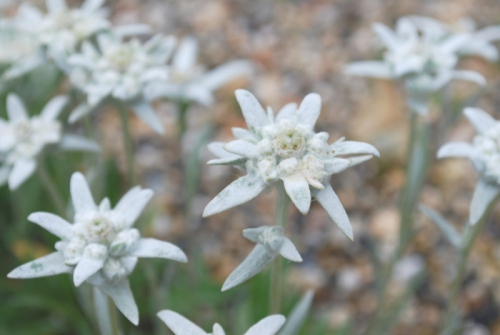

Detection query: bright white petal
xmin=222 ymin=244 xmax=277 ymax=291
xmin=470 ymin=178 xmax=500 ymax=225
xmin=276 ymin=103 xmax=298 ymax=122
xmin=297 ymin=93 xmax=321 ymax=129
xmin=203 ymin=175 xmax=267 ymax=217
xmin=464 ymin=107 xmax=496 ymax=135
xmin=279 ymin=238 xmax=302 ymax=262
xmin=70 ymin=172 xmax=97 ymax=215
xmin=223 ymin=140 xmax=258 ymax=159
xmin=235 ymin=89 xmax=269 ymax=132
xmin=439 ymin=34 xmax=470 ymax=53
xmin=283 ymin=177 xmax=311 ymax=215
xmin=324 ymin=158 xmax=351 ymax=175
xmin=9 ymin=158 xmax=36 ymax=190
xmin=73 ymin=249 xmax=106 ymax=287
xmin=59 ymin=134 xmax=101 ymax=153
xmin=173 ymin=36 xmax=198 ymax=73
xmin=114 ymin=187 xmax=153 ymax=227
xmin=7 ymin=93 xmax=28 ymax=122
xmin=330 ymin=141 xmax=380 ymax=157
xmin=197 ymin=60 xmax=253 ymax=91
xmin=41 ymin=95 xmax=68 ymax=121
xmin=450 ymin=70 xmax=486 ymax=86
xmin=2 ymin=55 xmax=43 ymax=81
xmin=28 ymin=212 xmax=72 ymax=240
xmin=101 ymin=280 xmax=139 ymax=325
xmin=157 ymin=310 xmax=206 ymax=335
xmin=128 ymin=238 xmax=187 ymax=263
xmin=372 ymin=23 xmax=400 ymax=50
xmin=312 ymin=184 xmax=353 ymax=241
xmin=437 ymin=142 xmax=480 ymax=160
xmin=68 ymin=104 xmax=93 ymax=124
xmin=344 ymin=61 xmax=393 ymax=79
xmin=130 ymin=99 xmax=165 ymax=135
xmin=476 ymin=26 xmax=500 ymax=41
xmin=8 ymin=252 xmax=72 ymax=278
xmin=244 ymin=315 xmax=286 ymax=335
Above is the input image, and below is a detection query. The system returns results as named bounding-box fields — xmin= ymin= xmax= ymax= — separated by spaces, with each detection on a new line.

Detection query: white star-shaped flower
xmin=203 ymin=90 xmax=379 ymax=240
xmin=8 ymin=172 xmax=188 ymax=325
xmin=438 ymin=108 xmax=500 ymax=225
xmin=157 ymin=310 xmax=285 ymax=335
xmin=67 ymin=33 xmax=176 ymax=134
xmin=0 ymin=93 xmax=99 ymax=190
xmin=144 ymin=36 xmax=253 ymax=106
xmin=345 ymin=16 xmax=486 ymax=114
xmin=222 ymin=225 xmax=302 ymax=291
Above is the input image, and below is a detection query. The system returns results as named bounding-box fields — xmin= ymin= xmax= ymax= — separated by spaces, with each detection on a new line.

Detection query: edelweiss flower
xmin=1 ymin=0 xmax=111 ymax=80
xmin=345 ymin=16 xmax=486 ymax=114
xmin=438 ymin=108 xmax=500 ymax=225
xmin=222 ymin=225 xmax=302 ymax=291
xmin=8 ymin=172 xmax=188 ymax=325
xmin=204 ymin=90 xmax=379 ymax=240
xmin=144 ymin=36 xmax=253 ymax=106
xmin=158 ymin=310 xmax=285 ymax=335
xmin=0 ymin=93 xmax=99 ymax=190
xmin=0 ymin=24 xmax=37 ymax=65
xmin=68 ymin=33 xmax=176 ymax=134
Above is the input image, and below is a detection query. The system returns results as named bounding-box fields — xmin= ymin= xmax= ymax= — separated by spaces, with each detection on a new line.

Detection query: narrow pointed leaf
xmin=279 ymin=238 xmax=302 ymax=262
xmin=419 ymin=205 xmax=461 ymax=249
xmin=470 ymin=178 xmax=500 ymax=225
xmin=330 ymin=141 xmax=380 ymax=157
xmin=235 ymin=89 xmax=269 ymax=132
xmin=279 ymin=290 xmax=314 ymax=335
xmin=9 ymin=158 xmax=36 ymax=190
xmin=59 ymin=134 xmax=101 ymax=153
xmin=41 ymin=95 xmax=68 ymax=121
xmin=70 ymin=172 xmax=97 ymax=215
xmin=157 ymin=310 xmax=207 ymax=335
xmin=8 ymin=252 xmax=72 ymax=278
xmin=437 ymin=142 xmax=480 ymax=159
xmin=244 ymin=315 xmax=286 ymax=335
xmin=283 ymin=177 xmax=311 ymax=215
xmin=297 ymin=93 xmax=321 ymax=129
xmin=28 ymin=212 xmax=72 ymax=240
xmin=101 ymin=280 xmax=139 ymax=325
xmin=128 ymin=238 xmax=187 ymax=263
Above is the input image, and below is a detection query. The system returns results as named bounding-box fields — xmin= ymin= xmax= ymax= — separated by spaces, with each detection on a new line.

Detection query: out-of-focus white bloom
xmin=0 ymin=93 xmax=99 ymax=190
xmin=203 ymin=90 xmax=379 ymax=240
xmin=8 ymin=172 xmax=187 ymax=325
xmin=0 ymin=25 xmax=37 ymax=65
xmin=438 ymin=108 xmax=500 ymax=225
xmin=345 ymin=16 xmax=486 ymax=115
xmin=451 ymin=17 xmax=500 ymax=62
xmin=144 ymin=36 xmax=253 ymax=106
xmin=68 ymin=33 xmax=176 ymax=134
xmin=158 ymin=310 xmax=285 ymax=335
xmin=222 ymin=225 xmax=302 ymax=291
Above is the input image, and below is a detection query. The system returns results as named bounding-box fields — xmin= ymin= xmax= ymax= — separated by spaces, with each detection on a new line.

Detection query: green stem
xmin=116 ymin=102 xmax=136 ymax=185
xmin=177 ymin=101 xmax=190 ymax=138
xmin=93 ymin=287 xmax=120 ymax=335
xmin=36 ymin=158 xmax=66 ymax=217
xmin=269 ymin=182 xmax=292 ymax=314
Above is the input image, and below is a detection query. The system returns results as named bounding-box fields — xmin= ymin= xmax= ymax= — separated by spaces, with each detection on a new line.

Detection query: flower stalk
xmin=116 ymin=101 xmax=136 ymax=185
xmin=36 ymin=158 xmax=66 ymax=218
xmin=93 ymin=287 xmax=120 ymax=335
xmin=270 ymin=182 xmax=292 ymax=314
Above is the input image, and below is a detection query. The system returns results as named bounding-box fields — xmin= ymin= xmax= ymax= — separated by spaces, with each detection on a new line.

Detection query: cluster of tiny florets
xmin=473 ymin=123 xmax=500 ymax=183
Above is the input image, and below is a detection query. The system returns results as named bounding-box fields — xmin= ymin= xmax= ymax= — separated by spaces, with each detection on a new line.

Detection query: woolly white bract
xmin=222 ymin=225 xmax=302 ymax=291
xmin=344 ymin=16 xmax=486 ymax=115
xmin=438 ymin=108 xmax=500 ymax=225
xmin=144 ymin=36 xmax=253 ymax=106
xmin=0 ymin=0 xmax=110 ymax=80
xmin=0 ymin=93 xmax=98 ymax=190
xmin=158 ymin=310 xmax=285 ymax=335
xmin=8 ymin=172 xmax=187 ymax=325
xmin=67 ymin=33 xmax=176 ymax=134
xmin=204 ymin=90 xmax=379 ymax=240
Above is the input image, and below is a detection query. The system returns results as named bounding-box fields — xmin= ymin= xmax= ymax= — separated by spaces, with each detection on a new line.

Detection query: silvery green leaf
xmin=101 ymin=279 xmax=139 ymax=325
xmin=8 ymin=252 xmax=72 ymax=278
xmin=224 ymin=140 xmax=258 ymax=159
xmin=71 ymin=172 xmax=97 ymax=215
xmin=242 ymin=226 xmax=268 ymax=243
xmin=28 ymin=212 xmax=72 ymax=240
xmin=330 ymin=141 xmax=380 ymax=157
xmin=278 ymin=290 xmax=314 ymax=335
xmin=283 ymin=176 xmax=311 ymax=215
xmin=312 ymin=184 xmax=353 ymax=241
xmin=59 ymin=134 xmax=101 ymax=153
xmin=130 ymin=99 xmax=165 ymax=135
xmin=437 ymin=142 xmax=480 ymax=160
xmin=9 ymin=158 xmax=36 ymax=190
xmin=203 ymin=175 xmax=267 ymax=217
xmin=7 ymin=93 xmax=29 ymax=122
xmin=275 ymin=102 xmax=298 ymax=122
xmin=463 ymin=107 xmax=495 ymax=135
xmin=244 ymin=315 xmax=286 ymax=335
xmin=68 ymin=103 xmax=93 ymax=124
xmin=470 ymin=178 xmax=500 ymax=225
xmin=222 ymin=244 xmax=278 ymax=291
xmin=343 ymin=61 xmax=393 ymax=79
xmin=419 ymin=205 xmax=461 ymax=248
xmin=157 ymin=310 xmax=207 ymax=335
xmin=196 ymin=60 xmax=253 ymax=91
xmin=297 ymin=93 xmax=321 ymax=129
xmin=40 ymin=95 xmax=68 ymax=121
xmin=128 ymin=238 xmax=187 ymax=263
xmin=235 ymin=89 xmax=269 ymax=132
xmin=114 ymin=186 xmax=154 ymax=227
xmin=279 ymin=238 xmax=302 ymax=262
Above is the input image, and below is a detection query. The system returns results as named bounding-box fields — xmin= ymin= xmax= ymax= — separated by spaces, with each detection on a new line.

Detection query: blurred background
xmin=2 ymin=0 xmax=500 ymax=334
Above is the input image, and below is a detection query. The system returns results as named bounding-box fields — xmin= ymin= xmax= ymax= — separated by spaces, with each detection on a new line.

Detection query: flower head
xmin=8 ymin=172 xmax=187 ymax=325
xmin=204 ymin=90 xmax=379 ymax=240
xmin=67 ymin=33 xmax=176 ymax=134
xmin=144 ymin=36 xmax=253 ymax=106
xmin=345 ymin=16 xmax=486 ymax=114
xmin=0 ymin=93 xmax=98 ymax=190
xmin=158 ymin=310 xmax=285 ymax=335
xmin=438 ymin=108 xmax=500 ymax=225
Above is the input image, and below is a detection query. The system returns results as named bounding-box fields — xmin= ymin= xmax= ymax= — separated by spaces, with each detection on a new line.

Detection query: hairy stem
xmin=270 ymin=182 xmax=292 ymax=314
xmin=93 ymin=287 xmax=120 ymax=335
xmin=36 ymin=158 xmax=66 ymax=217
xmin=116 ymin=101 xmax=136 ymax=185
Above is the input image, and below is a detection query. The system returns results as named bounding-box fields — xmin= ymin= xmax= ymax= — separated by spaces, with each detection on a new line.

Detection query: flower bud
xmin=109 ymin=229 xmax=140 ymax=256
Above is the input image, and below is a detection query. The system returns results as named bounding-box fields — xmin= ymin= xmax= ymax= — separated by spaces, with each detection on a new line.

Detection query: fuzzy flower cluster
xmin=0 ymin=94 xmax=98 ymax=190
xmin=345 ymin=16 xmax=492 ymax=114
xmin=438 ymin=108 xmax=500 ymax=225
xmin=204 ymin=90 xmax=379 ymax=240
xmin=8 ymin=172 xmax=187 ymax=325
